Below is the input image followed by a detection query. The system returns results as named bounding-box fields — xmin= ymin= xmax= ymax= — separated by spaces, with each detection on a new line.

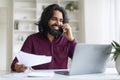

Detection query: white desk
xmin=0 ymin=68 xmax=120 ymax=80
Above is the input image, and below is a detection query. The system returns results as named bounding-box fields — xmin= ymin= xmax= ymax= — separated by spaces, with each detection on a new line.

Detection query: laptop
xmin=55 ymin=43 xmax=112 ymax=75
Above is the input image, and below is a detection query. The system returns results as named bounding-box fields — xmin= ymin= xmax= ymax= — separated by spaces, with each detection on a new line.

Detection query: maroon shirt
xmin=11 ymin=32 xmax=77 ymax=71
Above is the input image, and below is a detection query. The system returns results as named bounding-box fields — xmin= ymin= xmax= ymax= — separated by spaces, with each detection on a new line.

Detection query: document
xmin=27 ymin=71 xmax=54 ymax=77
xmin=16 ymin=51 xmax=52 ymax=67
xmin=2 ymin=71 xmax=54 ymax=78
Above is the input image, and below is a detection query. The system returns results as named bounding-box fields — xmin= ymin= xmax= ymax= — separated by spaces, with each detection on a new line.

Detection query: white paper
xmin=16 ymin=51 xmax=52 ymax=67
xmin=2 ymin=71 xmax=54 ymax=78
xmin=2 ymin=72 xmax=27 ymax=78
xmin=27 ymin=71 xmax=54 ymax=77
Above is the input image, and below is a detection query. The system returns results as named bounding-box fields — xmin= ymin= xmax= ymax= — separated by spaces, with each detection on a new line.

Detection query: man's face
xmin=48 ymin=10 xmax=63 ymax=30
xmin=47 ymin=10 xmax=64 ymax=38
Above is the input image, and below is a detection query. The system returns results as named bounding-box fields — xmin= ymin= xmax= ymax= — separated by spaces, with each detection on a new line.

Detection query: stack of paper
xmin=16 ymin=51 xmax=52 ymax=67
xmin=2 ymin=71 xmax=54 ymax=78
xmin=27 ymin=71 xmax=54 ymax=77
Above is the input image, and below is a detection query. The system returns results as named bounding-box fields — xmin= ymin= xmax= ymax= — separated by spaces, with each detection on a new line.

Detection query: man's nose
xmin=56 ymin=20 xmax=61 ymax=25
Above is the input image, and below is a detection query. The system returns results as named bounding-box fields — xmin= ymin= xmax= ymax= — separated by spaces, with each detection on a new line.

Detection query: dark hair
xmin=36 ymin=4 xmax=69 ymax=37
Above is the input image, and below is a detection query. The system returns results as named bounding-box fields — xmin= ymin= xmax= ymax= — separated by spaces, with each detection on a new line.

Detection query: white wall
xmin=0 ymin=0 xmax=8 ymax=70
xmin=0 ymin=0 xmax=12 ymax=71
xmin=0 ymin=9 xmax=7 ymax=70
xmin=83 ymin=0 xmax=115 ymax=68
xmin=0 ymin=0 xmax=7 ymax=7
xmin=84 ymin=0 xmax=107 ymax=44
xmin=115 ymin=0 xmax=120 ymax=42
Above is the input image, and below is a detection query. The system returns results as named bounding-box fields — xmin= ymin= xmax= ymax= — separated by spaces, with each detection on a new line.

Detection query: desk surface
xmin=0 ymin=68 xmax=120 ymax=80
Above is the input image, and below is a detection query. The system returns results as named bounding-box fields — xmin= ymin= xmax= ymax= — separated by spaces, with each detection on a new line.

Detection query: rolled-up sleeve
xmin=68 ymin=39 xmax=77 ymax=59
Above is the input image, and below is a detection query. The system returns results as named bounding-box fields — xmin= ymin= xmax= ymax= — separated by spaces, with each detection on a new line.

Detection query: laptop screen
xmin=69 ymin=43 xmax=112 ymax=75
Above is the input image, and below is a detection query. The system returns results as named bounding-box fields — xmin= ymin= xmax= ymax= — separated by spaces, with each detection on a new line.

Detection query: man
xmin=11 ymin=4 xmax=77 ymax=72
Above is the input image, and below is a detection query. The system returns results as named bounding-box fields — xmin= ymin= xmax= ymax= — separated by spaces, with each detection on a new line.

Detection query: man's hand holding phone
xmin=62 ymin=23 xmax=74 ymax=41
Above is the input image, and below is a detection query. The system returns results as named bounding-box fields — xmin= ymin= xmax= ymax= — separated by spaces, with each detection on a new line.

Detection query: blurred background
xmin=1 ymin=0 xmax=120 ymax=71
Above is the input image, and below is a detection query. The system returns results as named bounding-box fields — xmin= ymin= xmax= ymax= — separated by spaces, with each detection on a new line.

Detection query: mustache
xmin=51 ymin=24 xmax=60 ymax=26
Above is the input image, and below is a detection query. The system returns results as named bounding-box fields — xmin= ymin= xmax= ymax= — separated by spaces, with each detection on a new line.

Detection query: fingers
xmin=62 ymin=23 xmax=74 ymax=41
xmin=62 ymin=23 xmax=72 ymax=32
xmin=62 ymin=23 xmax=69 ymax=29
xmin=15 ymin=62 xmax=27 ymax=72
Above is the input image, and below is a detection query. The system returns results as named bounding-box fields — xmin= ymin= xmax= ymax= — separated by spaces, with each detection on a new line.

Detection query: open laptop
xmin=55 ymin=43 xmax=112 ymax=75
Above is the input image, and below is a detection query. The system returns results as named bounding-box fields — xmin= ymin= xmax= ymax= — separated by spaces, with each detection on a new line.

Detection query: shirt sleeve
xmin=68 ymin=39 xmax=77 ymax=59
xmin=20 ymin=35 xmax=34 ymax=53
xmin=11 ymin=57 xmax=18 ymax=71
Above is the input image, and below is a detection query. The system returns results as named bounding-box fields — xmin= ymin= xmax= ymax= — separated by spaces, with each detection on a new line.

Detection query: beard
xmin=48 ymin=24 xmax=64 ymax=38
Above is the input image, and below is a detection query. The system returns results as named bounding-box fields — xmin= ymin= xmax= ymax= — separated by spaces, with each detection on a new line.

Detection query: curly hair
xmin=36 ymin=4 xmax=69 ymax=37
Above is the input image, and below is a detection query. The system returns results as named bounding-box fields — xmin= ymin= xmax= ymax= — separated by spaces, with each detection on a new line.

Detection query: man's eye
xmin=60 ymin=19 xmax=63 ymax=22
xmin=51 ymin=18 xmax=57 ymax=21
xmin=51 ymin=18 xmax=63 ymax=22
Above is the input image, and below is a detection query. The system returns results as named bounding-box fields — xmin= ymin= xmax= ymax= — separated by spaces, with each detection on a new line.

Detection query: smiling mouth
xmin=52 ymin=25 xmax=67 ymax=32
xmin=53 ymin=26 xmax=59 ymax=30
